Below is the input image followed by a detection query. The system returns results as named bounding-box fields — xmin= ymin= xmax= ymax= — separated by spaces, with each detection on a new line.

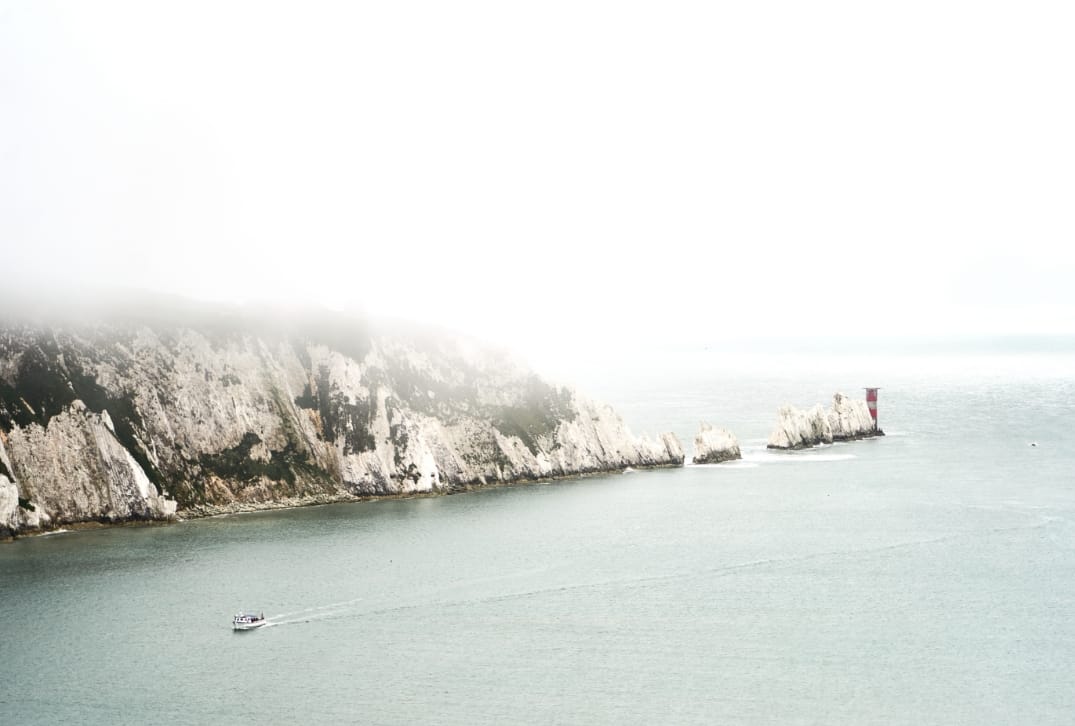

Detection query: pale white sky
xmin=2 ymin=1 xmax=1073 ymax=365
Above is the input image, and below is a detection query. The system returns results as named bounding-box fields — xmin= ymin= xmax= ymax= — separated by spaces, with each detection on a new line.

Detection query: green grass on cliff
xmin=0 ymin=341 xmax=76 ymax=432
xmin=491 ymin=377 xmax=576 ymax=454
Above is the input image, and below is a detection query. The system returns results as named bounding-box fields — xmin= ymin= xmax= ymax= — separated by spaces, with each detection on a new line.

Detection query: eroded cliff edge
xmin=0 ymin=307 xmax=683 ymax=536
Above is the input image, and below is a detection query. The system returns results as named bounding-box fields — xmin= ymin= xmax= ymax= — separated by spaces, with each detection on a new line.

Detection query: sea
xmin=3 ymin=342 xmax=1074 ymax=725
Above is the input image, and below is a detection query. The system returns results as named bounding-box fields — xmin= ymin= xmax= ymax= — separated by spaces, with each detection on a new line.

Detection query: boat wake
xmin=262 ymin=597 xmax=364 ymax=628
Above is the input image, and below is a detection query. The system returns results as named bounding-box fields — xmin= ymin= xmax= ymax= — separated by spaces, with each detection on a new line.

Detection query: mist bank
xmin=0 ymin=300 xmax=683 ymax=537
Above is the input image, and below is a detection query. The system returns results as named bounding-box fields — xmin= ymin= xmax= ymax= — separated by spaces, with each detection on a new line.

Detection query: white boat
xmin=232 ymin=611 xmax=266 ymax=631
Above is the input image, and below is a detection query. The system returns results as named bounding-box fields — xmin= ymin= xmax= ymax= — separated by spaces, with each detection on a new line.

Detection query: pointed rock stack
xmin=767 ymin=392 xmax=883 ymax=450
xmin=691 ymin=422 xmax=742 ymax=464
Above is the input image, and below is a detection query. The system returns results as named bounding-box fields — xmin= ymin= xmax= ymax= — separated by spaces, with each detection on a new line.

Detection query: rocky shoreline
xmin=3 ymin=461 xmax=684 ymax=540
xmin=181 ymin=461 xmax=685 ymax=518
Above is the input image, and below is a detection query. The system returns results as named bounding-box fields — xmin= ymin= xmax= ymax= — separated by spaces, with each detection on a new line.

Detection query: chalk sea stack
xmin=691 ymin=423 xmax=742 ymax=464
xmin=767 ymin=392 xmax=883 ymax=450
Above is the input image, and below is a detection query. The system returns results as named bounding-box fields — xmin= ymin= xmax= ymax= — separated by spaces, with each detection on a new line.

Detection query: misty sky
xmin=2 ymin=1 xmax=1073 ymax=361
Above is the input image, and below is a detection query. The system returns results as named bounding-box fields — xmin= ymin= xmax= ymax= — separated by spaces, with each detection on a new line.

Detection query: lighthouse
xmin=864 ymin=388 xmax=880 ymax=431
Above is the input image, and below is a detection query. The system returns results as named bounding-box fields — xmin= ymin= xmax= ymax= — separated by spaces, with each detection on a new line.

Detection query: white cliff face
xmin=691 ymin=422 xmax=742 ymax=464
xmin=0 ymin=474 xmax=22 ymax=534
xmin=767 ymin=393 xmax=880 ymax=450
xmin=2 ymin=402 xmax=177 ymax=531
xmin=0 ymin=313 xmax=683 ymax=535
xmin=0 ymin=433 xmax=33 ymax=534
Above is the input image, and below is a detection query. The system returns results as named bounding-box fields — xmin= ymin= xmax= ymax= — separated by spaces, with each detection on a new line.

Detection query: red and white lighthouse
xmin=864 ymin=388 xmax=880 ymax=430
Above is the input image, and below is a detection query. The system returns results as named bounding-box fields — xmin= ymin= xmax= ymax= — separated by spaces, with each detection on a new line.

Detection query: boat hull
xmin=232 ymin=612 xmax=267 ymax=631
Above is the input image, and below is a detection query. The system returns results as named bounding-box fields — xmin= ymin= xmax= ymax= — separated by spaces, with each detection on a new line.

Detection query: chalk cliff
xmin=691 ymin=423 xmax=741 ymax=464
xmin=767 ymin=392 xmax=881 ymax=450
xmin=0 ymin=304 xmax=684 ymax=536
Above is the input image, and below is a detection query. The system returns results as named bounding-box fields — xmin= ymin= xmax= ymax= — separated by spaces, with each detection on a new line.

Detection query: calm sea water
xmin=3 ymin=348 xmax=1075 ymax=725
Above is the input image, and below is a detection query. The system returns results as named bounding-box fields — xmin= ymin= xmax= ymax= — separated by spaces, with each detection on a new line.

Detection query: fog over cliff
xmin=0 ymin=296 xmax=683 ymax=537
xmin=3 ymin=2 xmax=1073 ymax=365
